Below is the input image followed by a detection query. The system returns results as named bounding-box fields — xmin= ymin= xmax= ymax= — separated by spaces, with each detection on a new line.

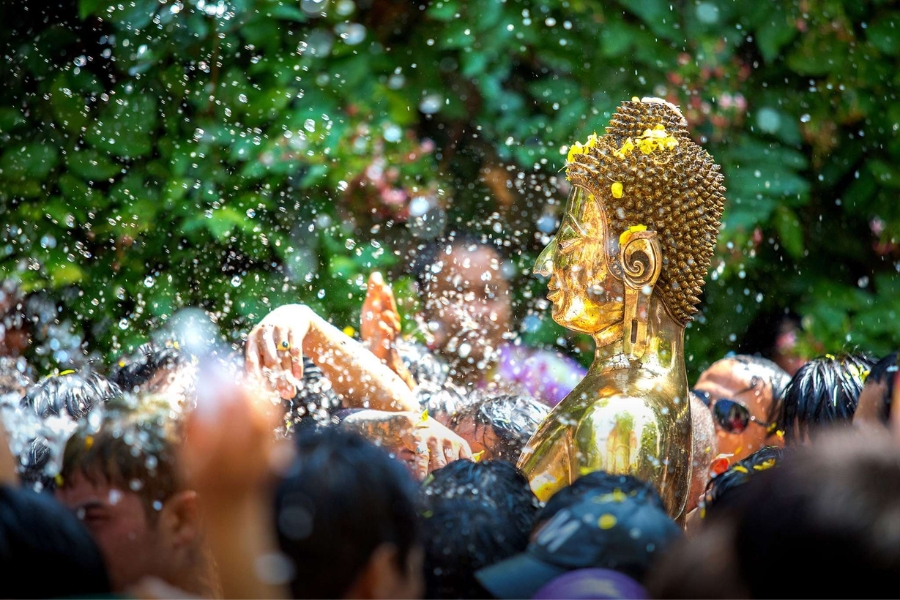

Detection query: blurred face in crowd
xmin=693 ymin=358 xmax=782 ymax=463
xmin=688 ymin=392 xmax=718 ymax=513
xmin=450 ymin=415 xmax=502 ymax=460
xmin=422 ymin=243 xmax=511 ymax=364
xmin=57 ymin=472 xmax=201 ymax=592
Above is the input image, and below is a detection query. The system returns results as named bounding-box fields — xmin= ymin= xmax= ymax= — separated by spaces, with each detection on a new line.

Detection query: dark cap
xmin=475 ymin=483 xmax=680 ymax=599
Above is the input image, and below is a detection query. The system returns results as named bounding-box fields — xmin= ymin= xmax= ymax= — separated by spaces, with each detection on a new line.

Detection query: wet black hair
xmin=862 ymin=351 xmax=899 ymax=424
xmin=20 ymin=369 xmax=122 ymax=420
xmin=281 ymin=357 xmax=343 ymax=436
xmin=0 ymin=484 xmax=111 ymax=596
xmin=110 ymin=341 xmax=190 ymax=393
xmin=448 ymin=393 xmax=549 ymax=463
xmin=727 ymin=354 xmax=792 ymax=425
xmin=701 ymin=446 xmax=784 ymax=520
xmin=780 ymin=353 xmax=875 ymax=443
xmin=275 ymin=428 xmax=420 ymax=599
xmin=418 ymin=460 xmax=540 ymax=598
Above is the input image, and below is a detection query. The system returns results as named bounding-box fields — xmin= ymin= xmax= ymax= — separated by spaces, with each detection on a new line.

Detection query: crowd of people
xmin=1 ymin=234 xmax=900 ymax=599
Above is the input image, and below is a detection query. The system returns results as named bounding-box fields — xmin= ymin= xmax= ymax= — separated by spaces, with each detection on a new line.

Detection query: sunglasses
xmin=692 ymin=389 xmax=775 ymax=434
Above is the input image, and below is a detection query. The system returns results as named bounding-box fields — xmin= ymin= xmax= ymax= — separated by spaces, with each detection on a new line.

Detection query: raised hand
xmin=361 ymin=272 xmax=416 ymax=389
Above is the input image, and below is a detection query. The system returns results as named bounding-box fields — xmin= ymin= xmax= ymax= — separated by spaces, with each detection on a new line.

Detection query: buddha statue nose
xmin=533 ymin=238 xmax=557 ymax=277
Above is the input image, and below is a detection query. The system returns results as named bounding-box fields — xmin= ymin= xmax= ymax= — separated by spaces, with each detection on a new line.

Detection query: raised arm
xmin=245 ymin=303 xmax=418 ymax=412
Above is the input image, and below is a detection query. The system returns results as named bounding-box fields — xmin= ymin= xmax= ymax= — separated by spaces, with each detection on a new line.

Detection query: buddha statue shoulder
xmin=518 ymin=97 xmax=726 ymax=521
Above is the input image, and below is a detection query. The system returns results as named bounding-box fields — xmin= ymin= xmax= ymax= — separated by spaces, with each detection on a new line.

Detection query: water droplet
xmin=144 ymin=276 xmax=155 ymax=288
xmin=418 ymin=93 xmax=443 ymax=115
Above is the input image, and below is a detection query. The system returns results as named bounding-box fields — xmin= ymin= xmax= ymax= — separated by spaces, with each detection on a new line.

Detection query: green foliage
xmin=1 ymin=0 xmax=898 ymax=377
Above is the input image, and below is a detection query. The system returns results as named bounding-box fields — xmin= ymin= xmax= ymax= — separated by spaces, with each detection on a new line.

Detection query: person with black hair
xmin=649 ymin=430 xmax=900 ymax=598
xmin=275 ymin=428 xmax=424 ymax=599
xmin=58 ymin=394 xmax=217 ymax=595
xmin=418 ymin=459 xmax=540 ymax=598
xmin=854 ymin=351 xmax=899 ymax=427
xmin=699 ymin=445 xmax=784 ymax=522
xmin=21 ymin=368 xmax=121 ymax=420
xmin=448 ymin=393 xmax=549 ymax=463
xmin=476 ymin=472 xmax=681 ymax=598
xmin=781 ymin=352 xmax=875 ymax=444
xmin=0 ymin=484 xmax=111 ymax=597
xmin=14 ymin=369 xmax=122 ymax=490
xmin=110 ymin=341 xmax=194 ymax=398
xmin=693 ymin=354 xmax=791 ymax=462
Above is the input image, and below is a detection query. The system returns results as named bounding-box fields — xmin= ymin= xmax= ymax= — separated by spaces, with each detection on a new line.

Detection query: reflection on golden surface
xmin=518 ymin=98 xmax=726 ymax=521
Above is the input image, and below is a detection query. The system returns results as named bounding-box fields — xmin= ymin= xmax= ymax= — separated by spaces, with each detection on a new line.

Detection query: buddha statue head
xmin=535 ymin=98 xmax=726 ymax=356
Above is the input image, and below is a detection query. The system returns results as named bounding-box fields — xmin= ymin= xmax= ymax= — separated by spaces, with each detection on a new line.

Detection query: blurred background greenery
xmin=1 ymin=0 xmax=898 ymax=377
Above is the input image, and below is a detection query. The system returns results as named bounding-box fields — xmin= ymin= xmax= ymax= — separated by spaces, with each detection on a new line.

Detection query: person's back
xmin=650 ymin=429 xmax=900 ymax=598
xmin=275 ymin=428 xmax=423 ymax=599
xmin=418 ymin=459 xmax=540 ymax=598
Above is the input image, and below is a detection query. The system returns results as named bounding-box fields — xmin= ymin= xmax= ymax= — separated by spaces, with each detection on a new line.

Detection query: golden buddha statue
xmin=518 ymin=98 xmax=725 ymax=520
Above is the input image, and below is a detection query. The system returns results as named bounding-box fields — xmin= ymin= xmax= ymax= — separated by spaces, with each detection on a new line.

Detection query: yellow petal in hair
xmin=598 ymin=514 xmax=617 ymax=529
xmin=472 ymin=451 xmax=485 ymax=462
xmin=419 ymin=410 xmax=430 ymax=424
xmin=732 ymin=465 xmax=748 ymax=474
xmin=59 ymin=369 xmax=75 ymax=376
xmin=753 ymin=459 xmax=776 ymax=471
xmin=611 ymin=181 xmax=624 ymax=198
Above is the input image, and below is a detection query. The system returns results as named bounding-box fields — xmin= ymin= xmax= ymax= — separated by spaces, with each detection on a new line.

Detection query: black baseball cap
xmin=475 ymin=479 xmax=681 ymax=599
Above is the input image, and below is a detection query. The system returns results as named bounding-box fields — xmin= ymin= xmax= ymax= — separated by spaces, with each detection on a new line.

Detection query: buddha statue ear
xmin=618 ymin=229 xmax=662 ymax=359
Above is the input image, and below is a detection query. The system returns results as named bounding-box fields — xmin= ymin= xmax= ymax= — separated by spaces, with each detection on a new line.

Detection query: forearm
xmin=340 ymin=409 xmax=415 ymax=442
xmin=299 ymin=306 xmax=418 ymax=411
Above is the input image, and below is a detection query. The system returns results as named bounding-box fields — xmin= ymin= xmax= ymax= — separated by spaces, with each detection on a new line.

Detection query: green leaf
xmin=427 ymin=0 xmax=459 ymax=21
xmin=756 ymin=8 xmax=798 ymax=62
xmin=868 ymin=14 xmax=900 ymax=55
xmin=79 ymin=0 xmax=106 ymax=20
xmin=0 ymin=142 xmax=59 ymax=180
xmin=67 ymin=149 xmax=121 ymax=181
xmin=50 ymin=262 xmax=84 ymax=287
xmin=773 ymin=206 xmax=804 ymax=258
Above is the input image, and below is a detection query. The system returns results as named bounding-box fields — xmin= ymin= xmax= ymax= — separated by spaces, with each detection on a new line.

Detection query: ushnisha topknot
xmin=565 ymin=97 xmax=725 ymax=325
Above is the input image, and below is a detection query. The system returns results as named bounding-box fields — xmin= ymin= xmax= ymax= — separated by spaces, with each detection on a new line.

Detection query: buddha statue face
xmin=534 ymin=186 xmax=625 ymax=335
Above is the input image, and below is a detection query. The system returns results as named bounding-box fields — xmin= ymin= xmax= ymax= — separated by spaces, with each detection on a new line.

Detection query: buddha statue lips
xmin=518 ymin=97 xmax=726 ymax=521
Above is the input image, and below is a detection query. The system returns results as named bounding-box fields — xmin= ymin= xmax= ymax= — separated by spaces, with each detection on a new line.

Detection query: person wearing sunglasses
xmin=692 ymin=355 xmax=791 ymax=463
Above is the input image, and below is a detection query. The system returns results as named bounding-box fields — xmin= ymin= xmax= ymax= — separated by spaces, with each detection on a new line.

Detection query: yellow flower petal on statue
xmin=59 ymin=369 xmax=75 ymax=376
xmin=472 ymin=451 xmax=485 ymax=462
xmin=343 ymin=325 xmax=355 ymax=337
xmin=611 ymin=182 xmax=624 ymax=198
xmin=598 ymin=514 xmax=617 ymax=529
xmin=639 ymin=138 xmax=656 ymax=154
xmin=419 ymin=410 xmax=430 ymax=424
xmin=55 ymin=474 xmax=64 ymax=487
xmin=619 ymin=224 xmax=647 ymax=246
xmin=85 ymin=435 xmax=94 ymax=450
xmin=567 ymin=142 xmax=584 ymax=164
